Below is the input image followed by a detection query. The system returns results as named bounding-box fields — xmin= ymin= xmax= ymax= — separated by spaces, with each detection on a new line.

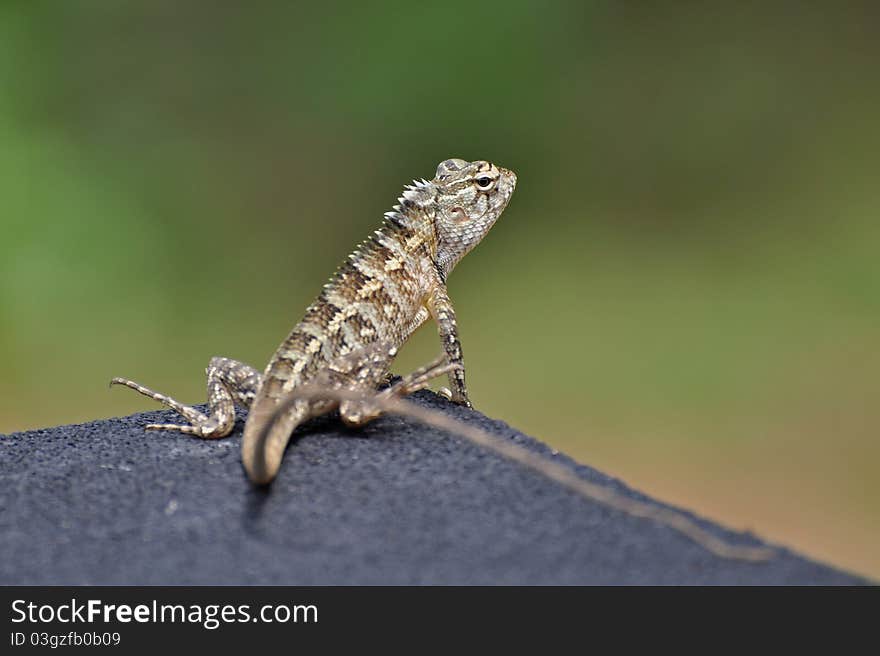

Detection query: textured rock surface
xmin=0 ymin=392 xmax=865 ymax=584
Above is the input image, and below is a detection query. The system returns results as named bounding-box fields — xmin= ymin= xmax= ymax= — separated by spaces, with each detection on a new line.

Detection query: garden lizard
xmin=111 ymin=157 xmax=772 ymax=561
xmin=112 ymin=158 xmax=516 ymax=485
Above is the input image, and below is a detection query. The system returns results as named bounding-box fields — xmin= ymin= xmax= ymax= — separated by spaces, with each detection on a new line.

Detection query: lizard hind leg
xmin=340 ymin=353 xmax=461 ymax=427
xmin=110 ymin=356 xmax=261 ymax=439
xmin=383 ymin=353 xmax=460 ymax=398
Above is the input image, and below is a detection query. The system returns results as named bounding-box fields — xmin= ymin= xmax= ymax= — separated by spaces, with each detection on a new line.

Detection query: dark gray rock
xmin=0 ymin=392 xmax=866 ymax=584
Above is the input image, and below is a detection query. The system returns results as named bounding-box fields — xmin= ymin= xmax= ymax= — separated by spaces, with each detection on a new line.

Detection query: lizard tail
xmin=241 ymin=400 xmax=307 ymax=485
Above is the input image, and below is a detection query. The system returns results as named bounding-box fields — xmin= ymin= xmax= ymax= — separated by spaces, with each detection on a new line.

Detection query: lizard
xmin=112 ymin=158 xmax=516 ymax=485
xmin=110 ymin=156 xmax=773 ymax=562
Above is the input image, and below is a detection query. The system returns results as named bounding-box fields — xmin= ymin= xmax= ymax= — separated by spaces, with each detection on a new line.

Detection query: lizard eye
xmin=475 ymin=176 xmax=494 ymax=190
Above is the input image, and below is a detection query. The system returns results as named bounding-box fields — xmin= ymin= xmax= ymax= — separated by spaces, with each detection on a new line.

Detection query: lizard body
xmin=113 ymin=158 xmax=517 ymax=484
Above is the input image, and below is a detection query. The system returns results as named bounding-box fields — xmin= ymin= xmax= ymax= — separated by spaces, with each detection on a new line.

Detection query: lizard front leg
xmin=111 ymin=356 xmax=260 ymax=437
xmin=427 ymin=284 xmax=471 ymax=408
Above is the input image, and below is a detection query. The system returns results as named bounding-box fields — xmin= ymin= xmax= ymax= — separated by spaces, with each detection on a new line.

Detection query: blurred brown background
xmin=1 ymin=2 xmax=877 ymax=578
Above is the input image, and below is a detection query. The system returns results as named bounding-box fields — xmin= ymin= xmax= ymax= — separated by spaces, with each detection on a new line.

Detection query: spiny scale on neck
xmin=259 ymin=179 xmax=439 ymax=401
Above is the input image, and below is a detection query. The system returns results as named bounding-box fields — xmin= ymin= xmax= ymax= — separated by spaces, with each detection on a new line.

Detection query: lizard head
xmin=428 ymin=158 xmax=517 ymax=277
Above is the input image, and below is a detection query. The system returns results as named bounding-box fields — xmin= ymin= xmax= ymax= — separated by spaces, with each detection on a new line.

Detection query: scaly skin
xmin=112 ymin=158 xmax=517 ymax=484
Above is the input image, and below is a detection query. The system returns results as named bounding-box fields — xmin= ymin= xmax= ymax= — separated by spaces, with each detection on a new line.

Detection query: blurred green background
xmin=1 ymin=2 xmax=877 ymax=578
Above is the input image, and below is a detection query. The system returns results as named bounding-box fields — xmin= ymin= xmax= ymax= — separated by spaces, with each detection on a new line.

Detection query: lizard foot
xmin=110 ymin=377 xmax=233 ymax=439
xmin=338 ymin=354 xmax=461 ymax=427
